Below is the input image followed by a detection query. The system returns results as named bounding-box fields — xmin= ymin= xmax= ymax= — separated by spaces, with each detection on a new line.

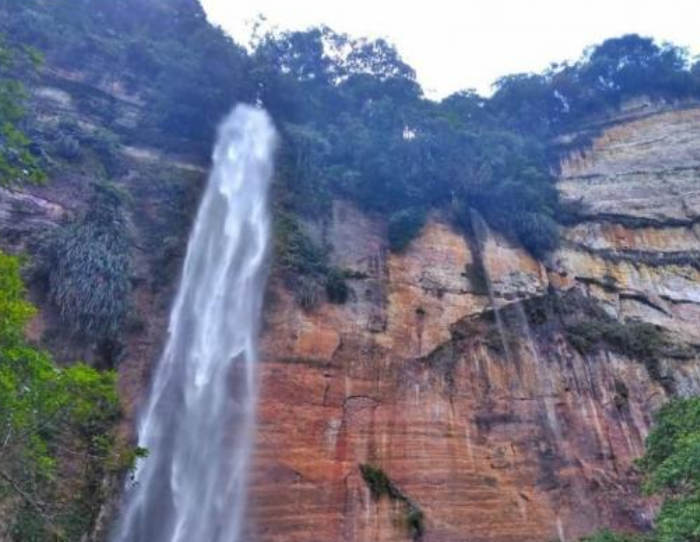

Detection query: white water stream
xmin=112 ymin=105 xmax=277 ymax=542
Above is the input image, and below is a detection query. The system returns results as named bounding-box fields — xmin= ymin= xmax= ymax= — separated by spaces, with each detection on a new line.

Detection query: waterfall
xmin=469 ymin=209 xmax=515 ymax=366
xmin=111 ymin=105 xmax=277 ymax=542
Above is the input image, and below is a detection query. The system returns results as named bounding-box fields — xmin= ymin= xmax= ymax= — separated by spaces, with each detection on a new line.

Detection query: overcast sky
xmin=200 ymin=0 xmax=700 ymax=98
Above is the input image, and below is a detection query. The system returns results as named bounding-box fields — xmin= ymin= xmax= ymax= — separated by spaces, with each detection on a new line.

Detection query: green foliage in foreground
xmin=583 ymin=397 xmax=700 ymax=542
xmin=0 ymin=250 xmax=141 ymax=541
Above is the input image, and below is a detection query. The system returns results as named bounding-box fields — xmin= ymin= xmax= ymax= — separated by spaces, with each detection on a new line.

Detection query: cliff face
xmin=249 ymin=105 xmax=700 ymax=542
xmin=556 ymin=107 xmax=700 ymax=355
xmin=2 ymin=69 xmax=699 ymax=542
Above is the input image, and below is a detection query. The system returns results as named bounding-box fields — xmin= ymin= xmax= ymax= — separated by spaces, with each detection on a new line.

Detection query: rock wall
xmin=2 ymin=77 xmax=699 ymax=541
xmin=249 ymin=107 xmax=700 ymax=542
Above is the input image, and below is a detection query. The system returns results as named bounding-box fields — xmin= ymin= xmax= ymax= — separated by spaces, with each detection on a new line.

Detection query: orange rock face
xmin=248 ymin=215 xmax=665 ymax=542
xmin=252 ymin=302 xmax=662 ymax=542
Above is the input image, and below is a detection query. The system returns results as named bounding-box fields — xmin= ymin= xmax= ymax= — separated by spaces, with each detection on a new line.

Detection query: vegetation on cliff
xmin=360 ymin=464 xmax=425 ymax=540
xmin=583 ymin=397 xmax=700 ymax=542
xmin=39 ymin=182 xmax=133 ymax=353
xmin=0 ymin=36 xmax=44 ymax=186
xmin=519 ymin=290 xmax=692 ymax=389
xmin=254 ymin=31 xmax=700 ymax=264
xmin=274 ymin=211 xmax=353 ymax=309
xmin=0 ymin=251 xmax=141 ymax=541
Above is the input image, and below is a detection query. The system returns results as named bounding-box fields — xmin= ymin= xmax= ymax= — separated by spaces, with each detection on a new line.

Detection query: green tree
xmin=0 ymin=250 xmax=139 ymax=540
xmin=579 ymin=35 xmax=693 ymax=101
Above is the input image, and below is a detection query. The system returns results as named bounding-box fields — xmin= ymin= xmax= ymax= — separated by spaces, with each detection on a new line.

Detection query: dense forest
xmin=1 ymin=0 xmax=699 ymax=540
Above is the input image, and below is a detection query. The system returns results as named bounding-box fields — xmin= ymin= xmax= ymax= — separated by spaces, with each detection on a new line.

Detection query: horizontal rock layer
xmin=249 ymin=106 xmax=700 ymax=542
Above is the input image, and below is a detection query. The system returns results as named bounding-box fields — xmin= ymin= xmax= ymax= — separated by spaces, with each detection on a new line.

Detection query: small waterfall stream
xmin=469 ymin=209 xmax=515 ymax=366
xmin=112 ymin=105 xmax=277 ymax=542
xmin=470 ymin=208 xmax=567 ymax=541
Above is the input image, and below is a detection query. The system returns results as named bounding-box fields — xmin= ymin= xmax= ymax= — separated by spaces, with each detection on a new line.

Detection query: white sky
xmin=200 ymin=0 xmax=700 ymax=99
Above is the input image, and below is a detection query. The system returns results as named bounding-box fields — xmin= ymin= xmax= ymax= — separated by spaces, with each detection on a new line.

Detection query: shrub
xmin=0 ymin=252 xmax=35 ymax=345
xmin=0 ymin=35 xmax=45 ymax=186
xmin=565 ymin=320 xmax=667 ymax=380
xmin=590 ymin=397 xmax=700 ymax=542
xmin=580 ymin=531 xmax=651 ymax=542
xmin=520 ymin=291 xmax=678 ymax=385
xmin=275 ymin=211 xmax=354 ymax=308
xmin=55 ymin=133 xmax=82 ymax=162
xmin=275 ymin=212 xmax=327 ymax=276
xmin=511 ymin=212 xmax=559 ymax=258
xmin=639 ymin=397 xmax=700 ymax=496
xmin=90 ymin=129 xmax=123 ymax=176
xmin=388 ymin=208 xmax=426 ymax=253
xmin=295 ymin=276 xmax=319 ymax=311
xmin=325 ymin=268 xmax=349 ymax=304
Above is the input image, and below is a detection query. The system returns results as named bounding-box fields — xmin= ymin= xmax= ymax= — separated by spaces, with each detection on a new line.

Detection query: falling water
xmin=469 ymin=209 xmax=515 ymax=366
xmin=470 ymin=208 xmax=566 ymax=537
xmin=111 ymin=105 xmax=277 ymax=542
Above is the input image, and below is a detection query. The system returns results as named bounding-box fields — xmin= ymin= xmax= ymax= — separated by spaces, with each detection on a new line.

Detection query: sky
xmin=199 ymin=0 xmax=700 ymax=99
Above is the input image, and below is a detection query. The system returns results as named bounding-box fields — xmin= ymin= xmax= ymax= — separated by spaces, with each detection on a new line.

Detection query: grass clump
xmin=40 ymin=182 xmax=132 ymax=347
xmin=360 ymin=464 xmax=425 ymax=540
